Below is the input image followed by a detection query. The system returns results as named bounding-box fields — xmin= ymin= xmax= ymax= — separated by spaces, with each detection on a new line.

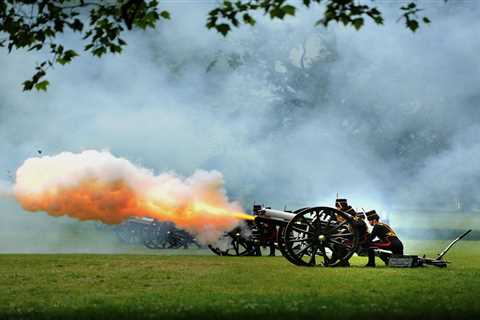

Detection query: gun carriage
xmin=209 ymin=205 xmax=360 ymax=266
xmin=113 ymin=217 xmax=201 ymax=250
xmin=209 ymin=205 xmax=471 ymax=268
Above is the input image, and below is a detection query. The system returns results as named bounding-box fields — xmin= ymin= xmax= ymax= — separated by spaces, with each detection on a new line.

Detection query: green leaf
xmin=92 ymin=46 xmax=107 ymax=57
xmin=373 ymin=16 xmax=384 ymax=25
xmin=270 ymin=7 xmax=285 ymax=19
xmin=22 ymin=80 xmax=34 ymax=91
xmin=282 ymin=5 xmax=296 ymax=16
xmin=57 ymin=49 xmax=78 ymax=65
xmin=34 ymin=80 xmax=49 ymax=91
xmin=352 ymin=18 xmax=364 ymax=30
xmin=216 ymin=24 xmax=231 ymax=36
xmin=243 ymin=13 xmax=256 ymax=26
xmin=160 ymin=11 xmax=170 ymax=20
xmin=423 ymin=17 xmax=431 ymax=24
xmin=407 ymin=19 xmax=419 ymax=32
xmin=69 ymin=19 xmax=84 ymax=31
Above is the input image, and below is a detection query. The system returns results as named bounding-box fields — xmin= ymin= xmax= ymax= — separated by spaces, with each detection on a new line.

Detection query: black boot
xmin=269 ymin=244 xmax=275 ymax=256
xmin=336 ymin=260 xmax=350 ymax=267
xmin=366 ymin=249 xmax=376 ymax=267
xmin=379 ymin=253 xmax=390 ymax=266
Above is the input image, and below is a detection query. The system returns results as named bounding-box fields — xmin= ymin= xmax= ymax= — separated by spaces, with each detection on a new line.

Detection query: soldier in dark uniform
xmin=333 ymin=198 xmax=359 ymax=267
xmin=335 ymin=198 xmax=369 ymax=243
xmin=353 ymin=211 xmax=369 ymax=247
xmin=335 ymin=198 xmax=357 ymax=217
xmin=365 ymin=210 xmax=403 ymax=267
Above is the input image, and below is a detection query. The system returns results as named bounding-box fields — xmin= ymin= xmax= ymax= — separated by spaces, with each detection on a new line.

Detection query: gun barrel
xmin=256 ymin=208 xmax=296 ymax=223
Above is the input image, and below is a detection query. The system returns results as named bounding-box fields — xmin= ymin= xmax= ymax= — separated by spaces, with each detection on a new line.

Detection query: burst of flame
xmin=13 ymin=150 xmax=251 ymax=243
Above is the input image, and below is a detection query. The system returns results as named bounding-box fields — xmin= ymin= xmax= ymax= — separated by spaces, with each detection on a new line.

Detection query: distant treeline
xmin=397 ymin=228 xmax=479 ymax=240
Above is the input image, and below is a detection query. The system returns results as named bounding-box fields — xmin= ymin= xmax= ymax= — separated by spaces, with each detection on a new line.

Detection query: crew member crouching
xmin=365 ymin=210 xmax=403 ymax=267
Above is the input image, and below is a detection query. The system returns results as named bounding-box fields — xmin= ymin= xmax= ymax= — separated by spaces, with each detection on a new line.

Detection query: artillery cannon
xmin=115 ymin=217 xmax=152 ymax=245
xmin=209 ymin=205 xmax=360 ymax=266
xmin=208 ymin=207 xmax=306 ymax=257
xmin=210 ymin=205 xmax=472 ymax=268
xmin=143 ymin=220 xmax=202 ymax=250
xmin=259 ymin=206 xmax=359 ymax=266
xmin=113 ymin=217 xmax=201 ymax=250
xmin=208 ymin=224 xmax=257 ymax=256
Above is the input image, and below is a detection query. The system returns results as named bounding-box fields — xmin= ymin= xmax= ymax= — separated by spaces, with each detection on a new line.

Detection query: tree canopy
xmin=0 ymin=0 xmax=434 ymax=91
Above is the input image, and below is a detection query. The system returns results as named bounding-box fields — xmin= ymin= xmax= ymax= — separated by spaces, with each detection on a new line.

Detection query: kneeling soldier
xmin=365 ymin=210 xmax=403 ymax=267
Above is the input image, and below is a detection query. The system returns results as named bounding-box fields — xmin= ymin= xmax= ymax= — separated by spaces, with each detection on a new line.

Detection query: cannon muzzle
xmin=254 ymin=207 xmax=296 ymax=223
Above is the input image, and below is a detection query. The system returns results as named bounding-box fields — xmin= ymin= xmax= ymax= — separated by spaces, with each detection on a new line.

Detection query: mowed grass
xmin=1 ymin=241 xmax=479 ymax=320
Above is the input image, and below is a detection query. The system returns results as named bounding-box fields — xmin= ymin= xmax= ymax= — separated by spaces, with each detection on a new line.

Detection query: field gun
xmin=114 ymin=217 xmax=153 ymax=245
xmin=210 ymin=205 xmax=361 ymax=266
xmin=210 ymin=204 xmax=474 ymax=268
xmin=208 ymin=206 xmax=303 ymax=257
xmin=113 ymin=217 xmax=201 ymax=250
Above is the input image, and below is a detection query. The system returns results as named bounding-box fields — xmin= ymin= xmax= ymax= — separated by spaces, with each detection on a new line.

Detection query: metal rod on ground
xmin=436 ymin=229 xmax=472 ymax=260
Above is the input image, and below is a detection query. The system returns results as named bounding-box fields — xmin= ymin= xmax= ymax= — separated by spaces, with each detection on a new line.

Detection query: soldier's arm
xmin=368 ymin=225 xmax=380 ymax=242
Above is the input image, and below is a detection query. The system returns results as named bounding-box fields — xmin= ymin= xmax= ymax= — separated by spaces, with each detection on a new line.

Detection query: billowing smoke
xmin=13 ymin=150 xmax=249 ymax=243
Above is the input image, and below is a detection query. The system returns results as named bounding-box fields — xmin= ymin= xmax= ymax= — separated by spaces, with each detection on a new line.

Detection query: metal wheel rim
xmin=283 ymin=207 xmax=358 ymax=267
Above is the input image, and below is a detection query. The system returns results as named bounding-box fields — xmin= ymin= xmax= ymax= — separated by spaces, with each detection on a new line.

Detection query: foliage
xmin=206 ymin=0 xmax=432 ymax=35
xmin=0 ymin=0 xmax=170 ymax=91
xmin=0 ymin=0 xmax=436 ymax=91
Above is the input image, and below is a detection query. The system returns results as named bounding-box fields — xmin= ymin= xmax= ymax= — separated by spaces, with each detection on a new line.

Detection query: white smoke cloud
xmin=14 ymin=150 xmax=244 ymax=243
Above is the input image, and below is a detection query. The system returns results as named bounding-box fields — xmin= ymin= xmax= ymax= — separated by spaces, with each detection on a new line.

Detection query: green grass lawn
xmin=1 ymin=241 xmax=479 ymax=320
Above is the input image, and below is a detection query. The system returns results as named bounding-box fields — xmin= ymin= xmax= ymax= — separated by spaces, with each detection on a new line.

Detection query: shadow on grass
xmin=1 ymin=308 xmax=479 ymax=320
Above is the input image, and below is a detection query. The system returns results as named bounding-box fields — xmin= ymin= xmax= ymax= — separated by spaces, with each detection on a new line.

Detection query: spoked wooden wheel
xmin=115 ymin=221 xmax=146 ymax=244
xmin=166 ymin=229 xmax=199 ymax=249
xmin=283 ymin=207 xmax=358 ymax=267
xmin=278 ymin=207 xmax=310 ymax=265
xmin=208 ymin=228 xmax=255 ymax=256
xmin=143 ymin=221 xmax=174 ymax=249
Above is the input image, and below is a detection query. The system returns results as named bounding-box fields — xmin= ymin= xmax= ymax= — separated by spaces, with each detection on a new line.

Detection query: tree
xmin=0 ymin=0 xmax=433 ymax=91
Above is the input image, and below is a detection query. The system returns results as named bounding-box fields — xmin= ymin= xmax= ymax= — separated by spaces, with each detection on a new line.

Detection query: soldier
xmin=335 ymin=198 xmax=369 ymax=244
xmin=333 ymin=198 xmax=358 ymax=267
xmin=365 ymin=210 xmax=404 ymax=267
xmin=262 ymin=221 xmax=277 ymax=256
xmin=335 ymin=198 xmax=357 ymax=216
xmin=335 ymin=198 xmax=369 ymax=240
xmin=353 ymin=211 xmax=369 ymax=245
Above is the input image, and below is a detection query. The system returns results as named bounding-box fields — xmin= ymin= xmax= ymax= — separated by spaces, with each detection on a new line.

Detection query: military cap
xmin=335 ymin=198 xmax=348 ymax=206
xmin=366 ymin=210 xmax=380 ymax=221
xmin=355 ymin=212 xmax=366 ymax=219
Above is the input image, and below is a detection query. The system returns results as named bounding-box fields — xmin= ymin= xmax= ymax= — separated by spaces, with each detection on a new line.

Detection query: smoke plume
xmin=13 ymin=150 xmax=248 ymax=243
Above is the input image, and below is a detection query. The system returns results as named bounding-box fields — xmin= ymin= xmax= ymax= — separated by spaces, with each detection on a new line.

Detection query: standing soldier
xmin=365 ymin=210 xmax=404 ymax=267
